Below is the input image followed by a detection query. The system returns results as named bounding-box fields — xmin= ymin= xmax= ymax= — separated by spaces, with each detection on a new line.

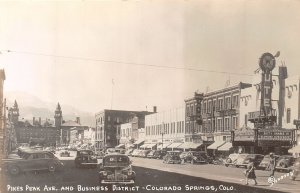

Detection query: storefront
xmin=232 ymin=127 xmax=296 ymax=154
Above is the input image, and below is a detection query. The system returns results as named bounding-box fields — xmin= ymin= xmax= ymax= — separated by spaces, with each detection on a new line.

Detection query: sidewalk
xmin=131 ymin=157 xmax=300 ymax=193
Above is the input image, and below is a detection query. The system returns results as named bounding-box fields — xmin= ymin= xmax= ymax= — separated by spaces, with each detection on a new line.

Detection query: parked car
xmin=180 ymin=151 xmax=210 ymax=164
xmin=125 ymin=149 xmax=134 ymax=156
xmin=139 ymin=150 xmax=151 ymax=158
xmin=258 ymin=154 xmax=280 ymax=170
xmin=115 ymin=148 xmax=126 ymax=154
xmin=152 ymin=150 xmax=167 ymax=159
xmin=146 ymin=150 xmax=155 ymax=158
xmin=74 ymin=150 xmax=98 ymax=168
xmin=59 ymin=150 xmax=71 ymax=157
xmin=235 ymin=154 xmax=264 ymax=168
xmin=224 ymin=153 xmax=240 ymax=167
xmin=106 ymin=148 xmax=117 ymax=155
xmin=2 ymin=150 xmax=63 ymax=175
xmin=290 ymin=157 xmax=300 ymax=180
xmin=130 ymin=149 xmax=141 ymax=157
xmin=98 ymin=154 xmax=135 ymax=185
xmin=163 ymin=151 xmax=182 ymax=164
xmin=275 ymin=155 xmax=295 ymax=172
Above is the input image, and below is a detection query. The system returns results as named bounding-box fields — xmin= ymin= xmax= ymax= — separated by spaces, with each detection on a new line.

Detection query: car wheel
xmin=48 ymin=163 xmax=56 ymax=172
xmin=9 ymin=165 xmax=20 ymax=175
xmin=236 ymin=165 xmax=239 ymax=168
xmin=225 ymin=164 xmax=229 ymax=167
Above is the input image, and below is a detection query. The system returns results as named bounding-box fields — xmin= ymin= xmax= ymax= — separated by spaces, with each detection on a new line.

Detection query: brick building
xmin=95 ymin=109 xmax=154 ymax=149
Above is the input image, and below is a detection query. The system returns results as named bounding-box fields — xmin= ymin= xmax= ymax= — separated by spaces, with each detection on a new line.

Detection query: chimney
xmin=39 ymin=117 xmax=41 ymax=125
xmin=153 ymin=106 xmax=157 ymax=113
xmin=33 ymin=117 xmax=35 ymax=125
xmin=76 ymin=117 xmax=81 ymax=124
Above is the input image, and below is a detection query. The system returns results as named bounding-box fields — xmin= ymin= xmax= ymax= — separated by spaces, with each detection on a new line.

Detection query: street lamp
xmin=161 ymin=122 xmax=165 ymax=150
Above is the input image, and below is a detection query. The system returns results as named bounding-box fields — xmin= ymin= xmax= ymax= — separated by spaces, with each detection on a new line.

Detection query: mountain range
xmin=5 ymin=91 xmax=96 ymax=127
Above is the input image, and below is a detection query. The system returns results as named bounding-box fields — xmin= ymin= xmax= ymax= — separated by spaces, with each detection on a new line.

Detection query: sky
xmin=0 ymin=0 xmax=300 ymax=113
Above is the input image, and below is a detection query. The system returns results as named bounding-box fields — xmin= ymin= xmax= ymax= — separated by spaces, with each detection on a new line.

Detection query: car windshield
xmin=103 ymin=155 xmax=130 ymax=167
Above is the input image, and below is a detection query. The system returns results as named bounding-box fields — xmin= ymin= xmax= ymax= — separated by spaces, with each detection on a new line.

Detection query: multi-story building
xmin=0 ymin=69 xmax=5 ymax=157
xmin=198 ymin=83 xmax=251 ymax=155
xmin=144 ymin=107 xmax=185 ymax=150
xmin=11 ymin=101 xmax=59 ymax=146
xmin=233 ymin=52 xmax=297 ymax=155
xmin=119 ymin=113 xmax=148 ymax=148
xmin=54 ymin=103 xmax=88 ymax=145
xmin=95 ymin=109 xmax=154 ymax=149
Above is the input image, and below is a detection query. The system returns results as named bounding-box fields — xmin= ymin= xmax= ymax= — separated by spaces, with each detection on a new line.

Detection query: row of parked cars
xmin=224 ymin=153 xmax=299 ymax=172
xmin=128 ymin=149 xmax=213 ymax=165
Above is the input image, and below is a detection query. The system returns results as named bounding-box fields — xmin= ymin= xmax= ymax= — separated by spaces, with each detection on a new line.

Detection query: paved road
xmin=130 ymin=157 xmax=300 ymax=193
xmin=1 ymin=153 xmax=299 ymax=193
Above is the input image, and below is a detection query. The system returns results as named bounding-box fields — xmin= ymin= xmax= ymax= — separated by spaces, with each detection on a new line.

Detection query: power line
xmin=6 ymin=50 xmax=254 ymax=76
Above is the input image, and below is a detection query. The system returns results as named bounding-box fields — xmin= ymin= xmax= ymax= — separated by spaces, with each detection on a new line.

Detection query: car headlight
xmin=128 ymin=171 xmax=133 ymax=175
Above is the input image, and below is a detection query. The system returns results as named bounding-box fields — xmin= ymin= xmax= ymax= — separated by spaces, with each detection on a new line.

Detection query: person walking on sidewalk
xmin=244 ymin=159 xmax=258 ymax=185
xmin=268 ymin=153 xmax=276 ymax=177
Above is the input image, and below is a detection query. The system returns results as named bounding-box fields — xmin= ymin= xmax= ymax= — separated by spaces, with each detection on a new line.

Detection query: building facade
xmin=95 ymin=109 xmax=154 ymax=149
xmin=233 ymin=52 xmax=297 ymax=155
xmin=144 ymin=107 xmax=185 ymax=150
xmin=0 ymin=69 xmax=5 ymax=157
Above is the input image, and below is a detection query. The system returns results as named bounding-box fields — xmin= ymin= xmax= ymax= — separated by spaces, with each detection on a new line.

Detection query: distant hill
xmin=5 ymin=91 xmax=95 ymax=127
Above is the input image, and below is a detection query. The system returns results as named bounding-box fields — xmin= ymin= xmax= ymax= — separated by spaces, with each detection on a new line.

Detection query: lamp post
xmin=161 ymin=122 xmax=165 ymax=150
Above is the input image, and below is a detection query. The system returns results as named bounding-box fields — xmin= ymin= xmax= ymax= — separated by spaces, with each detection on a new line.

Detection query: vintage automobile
xmin=59 ymin=150 xmax=71 ymax=157
xmin=2 ymin=150 xmax=63 ymax=175
xmin=106 ymin=148 xmax=117 ymax=155
xmin=152 ymin=150 xmax=167 ymax=159
xmin=275 ymin=155 xmax=295 ymax=172
xmin=125 ymin=149 xmax=134 ymax=156
xmin=224 ymin=153 xmax=240 ymax=167
xmin=115 ymin=148 xmax=126 ymax=154
xmin=258 ymin=154 xmax=280 ymax=170
xmin=98 ymin=154 xmax=136 ymax=185
xmin=180 ymin=151 xmax=210 ymax=164
xmin=163 ymin=151 xmax=182 ymax=164
xmin=146 ymin=150 xmax=155 ymax=158
xmin=74 ymin=150 xmax=98 ymax=168
xmin=138 ymin=150 xmax=151 ymax=158
xmin=130 ymin=149 xmax=141 ymax=157
xmin=235 ymin=154 xmax=264 ymax=168
xmin=290 ymin=157 xmax=300 ymax=180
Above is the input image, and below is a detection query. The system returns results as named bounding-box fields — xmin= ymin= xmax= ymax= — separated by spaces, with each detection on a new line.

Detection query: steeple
xmin=13 ymin=100 xmax=18 ymax=109
xmin=54 ymin=102 xmax=62 ymax=128
xmin=11 ymin=100 xmax=19 ymax=123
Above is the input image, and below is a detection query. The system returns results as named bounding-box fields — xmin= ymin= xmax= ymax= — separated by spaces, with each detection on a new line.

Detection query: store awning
xmin=147 ymin=143 xmax=157 ymax=149
xmin=168 ymin=143 xmax=183 ymax=149
xmin=134 ymin=139 xmax=145 ymax=145
xmin=207 ymin=141 xmax=226 ymax=150
xmin=218 ymin=142 xmax=233 ymax=151
xmin=288 ymin=145 xmax=300 ymax=153
xmin=115 ymin=144 xmax=125 ymax=148
xmin=157 ymin=143 xmax=172 ymax=149
xmin=178 ymin=142 xmax=203 ymax=149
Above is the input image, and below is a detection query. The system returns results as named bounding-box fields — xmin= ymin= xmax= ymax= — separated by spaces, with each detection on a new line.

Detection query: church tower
xmin=10 ymin=100 xmax=19 ymax=124
xmin=54 ymin=103 xmax=62 ymax=128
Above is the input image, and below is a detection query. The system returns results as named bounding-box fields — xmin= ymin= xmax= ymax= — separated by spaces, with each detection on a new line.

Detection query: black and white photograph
xmin=0 ymin=0 xmax=300 ymax=193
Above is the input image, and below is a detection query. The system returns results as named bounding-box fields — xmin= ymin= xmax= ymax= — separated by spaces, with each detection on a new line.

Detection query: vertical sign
xmin=259 ymin=53 xmax=275 ymax=118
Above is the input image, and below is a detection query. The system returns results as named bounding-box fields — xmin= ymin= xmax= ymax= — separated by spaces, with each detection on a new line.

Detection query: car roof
xmin=104 ymin=153 xmax=129 ymax=158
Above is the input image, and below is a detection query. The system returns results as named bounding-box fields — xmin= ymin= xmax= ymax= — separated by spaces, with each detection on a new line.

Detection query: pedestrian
xmin=244 ymin=158 xmax=258 ymax=185
xmin=268 ymin=152 xmax=276 ymax=177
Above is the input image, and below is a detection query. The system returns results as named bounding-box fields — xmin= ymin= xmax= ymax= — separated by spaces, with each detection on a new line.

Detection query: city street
xmin=1 ymin=152 xmax=299 ymax=193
